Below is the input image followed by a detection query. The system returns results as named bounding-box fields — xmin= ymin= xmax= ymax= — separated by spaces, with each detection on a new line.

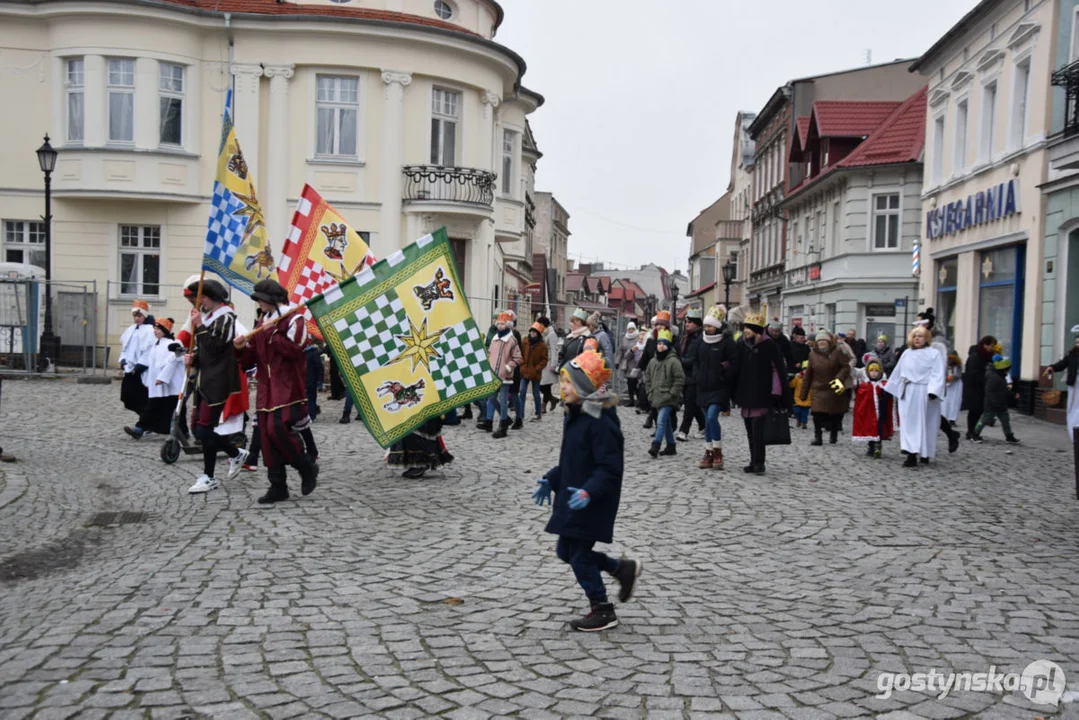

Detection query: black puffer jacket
xmin=696 ymin=332 xmax=737 ymax=408
xmin=963 ymin=344 xmax=993 ymax=408
xmin=678 ymin=329 xmax=703 ymax=385
xmin=984 ymin=366 xmax=1011 ymax=412
xmin=730 ymin=335 xmax=788 ymax=410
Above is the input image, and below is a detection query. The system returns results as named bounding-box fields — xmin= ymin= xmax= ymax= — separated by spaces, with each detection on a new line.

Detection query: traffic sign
xmin=895 ymin=298 xmax=907 ymax=308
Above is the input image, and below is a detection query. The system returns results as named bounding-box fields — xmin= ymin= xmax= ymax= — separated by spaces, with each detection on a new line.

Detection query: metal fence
xmin=0 ymin=278 xmax=100 ymax=375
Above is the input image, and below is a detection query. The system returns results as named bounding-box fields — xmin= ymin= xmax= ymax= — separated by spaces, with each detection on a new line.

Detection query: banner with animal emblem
xmin=202 ymin=89 xmax=277 ymax=295
xmin=307 ymin=227 xmax=499 ymax=448
xmin=278 ymin=184 xmax=376 ymax=339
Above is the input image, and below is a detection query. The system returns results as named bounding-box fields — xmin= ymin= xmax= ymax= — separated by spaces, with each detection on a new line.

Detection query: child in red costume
xmin=852 ymin=355 xmax=894 ymax=458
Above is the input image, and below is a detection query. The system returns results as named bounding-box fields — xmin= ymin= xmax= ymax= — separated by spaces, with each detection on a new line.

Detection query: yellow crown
xmin=743 ymin=311 xmax=766 ymax=328
xmin=321 ymin=222 xmax=348 ymax=242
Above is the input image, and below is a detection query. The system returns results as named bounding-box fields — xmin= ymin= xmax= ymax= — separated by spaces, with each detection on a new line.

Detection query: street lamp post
xmin=36 ymin=135 xmax=59 ymax=373
xmin=722 ymin=260 xmax=735 ymax=310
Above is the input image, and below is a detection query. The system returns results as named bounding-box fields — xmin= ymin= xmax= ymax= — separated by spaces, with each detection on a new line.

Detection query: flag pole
xmin=193 ymin=270 xmax=206 ymax=317
xmin=236 ymin=303 xmax=308 ymax=344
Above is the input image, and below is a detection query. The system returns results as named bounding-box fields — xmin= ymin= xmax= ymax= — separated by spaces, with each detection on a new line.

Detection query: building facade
xmin=728 ymin=111 xmax=755 ymax=309
xmin=0 ymin=0 xmax=540 ymax=352
xmin=780 ymin=89 xmax=927 ymax=340
xmin=686 ymin=193 xmax=729 ymax=310
xmin=911 ymin=0 xmax=1056 ymax=398
xmin=499 ymin=117 xmax=543 ymax=318
xmin=532 ymin=191 xmax=570 ymax=325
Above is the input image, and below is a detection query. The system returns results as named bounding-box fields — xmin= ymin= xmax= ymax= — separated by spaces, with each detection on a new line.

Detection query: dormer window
xmin=434 ymin=0 xmax=453 ymax=19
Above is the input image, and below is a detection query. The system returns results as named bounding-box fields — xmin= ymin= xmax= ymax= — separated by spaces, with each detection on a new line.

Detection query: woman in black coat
xmin=695 ymin=316 xmax=737 ymax=469
xmin=962 ymin=335 xmax=997 ymax=439
xmin=729 ymin=318 xmax=788 ymax=475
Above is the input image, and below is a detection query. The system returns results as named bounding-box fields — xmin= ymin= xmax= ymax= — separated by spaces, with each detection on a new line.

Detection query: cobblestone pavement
xmin=1 ymin=379 xmax=1079 ymax=719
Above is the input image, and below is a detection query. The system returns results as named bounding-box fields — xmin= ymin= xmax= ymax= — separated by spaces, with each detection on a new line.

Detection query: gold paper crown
xmin=743 ymin=311 xmax=766 ymax=328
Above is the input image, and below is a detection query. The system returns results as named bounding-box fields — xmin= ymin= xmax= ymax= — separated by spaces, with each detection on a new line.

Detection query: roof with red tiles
xmin=566 ymin=273 xmax=585 ymax=293
xmin=812 ymin=101 xmax=901 ymax=138
xmin=836 ymin=87 xmax=927 ymax=169
xmin=796 ymin=117 xmax=811 ymax=149
xmin=155 ymin=0 xmax=479 ymax=35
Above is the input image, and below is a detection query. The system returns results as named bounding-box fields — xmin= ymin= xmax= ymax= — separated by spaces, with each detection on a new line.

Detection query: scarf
xmin=702 ymin=327 xmax=725 ymax=345
xmin=569 ymin=325 xmax=590 ymax=339
xmin=624 ymin=330 xmax=639 ymax=343
xmin=497 ymin=327 xmax=511 ymax=338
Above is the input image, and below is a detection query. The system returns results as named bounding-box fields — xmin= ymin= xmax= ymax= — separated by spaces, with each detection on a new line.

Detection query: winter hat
xmin=993 ymin=354 xmax=1011 ymax=370
xmin=530 ymin=321 xmax=545 ymax=335
xmin=877 ymin=334 xmax=889 ymax=343
xmin=251 ymin=278 xmax=288 ymax=305
xmin=155 ymin=317 xmax=174 ymax=334
xmin=768 ymin=319 xmax=783 ymax=330
xmin=561 ymin=350 xmax=614 ymax=418
xmin=1072 ymin=323 xmax=1079 ymax=334
xmin=626 ymin=322 xmax=637 ymax=333
xmin=587 ymin=311 xmax=603 ymax=329
xmin=182 ymin=274 xmax=202 ymax=298
xmin=792 ymin=325 xmax=806 ymax=337
xmin=862 ymin=352 xmax=879 ymax=366
xmin=866 ymin=358 xmax=883 ymax=375
xmin=815 ymin=329 xmax=831 ymax=342
xmin=130 ymin=299 xmax=150 ymax=316
xmin=650 ymin=315 xmax=659 ymax=327
xmin=571 ymin=308 xmax=589 ymax=323
xmin=704 ymin=305 xmax=725 ymax=329
xmin=743 ymin=311 xmax=766 ymax=333
xmin=655 ymin=310 xmax=671 ymax=327
xmin=656 ymin=329 xmax=673 ymax=347
xmin=685 ymin=307 xmax=703 ymax=323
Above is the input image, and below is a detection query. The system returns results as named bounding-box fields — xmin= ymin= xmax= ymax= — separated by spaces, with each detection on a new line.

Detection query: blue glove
xmin=566 ymin=487 xmax=591 ymax=510
xmin=531 ymin=478 xmax=551 ymax=505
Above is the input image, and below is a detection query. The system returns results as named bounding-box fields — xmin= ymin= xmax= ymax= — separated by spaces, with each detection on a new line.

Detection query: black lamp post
xmin=668 ymin=277 xmax=679 ymax=314
xmin=36 ymin=134 xmax=59 ymax=373
xmin=722 ymin=259 xmax=735 ymax=310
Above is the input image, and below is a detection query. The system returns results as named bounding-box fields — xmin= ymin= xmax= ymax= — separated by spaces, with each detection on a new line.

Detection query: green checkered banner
xmin=307 ymin=227 xmax=500 ymax=448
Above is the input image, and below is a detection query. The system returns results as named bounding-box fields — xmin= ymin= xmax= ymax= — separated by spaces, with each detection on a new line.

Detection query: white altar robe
xmin=885 ymin=347 xmax=946 ymax=458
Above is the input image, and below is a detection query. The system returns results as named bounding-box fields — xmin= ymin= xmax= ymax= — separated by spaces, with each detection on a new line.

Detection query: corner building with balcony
xmin=0 ymin=0 xmax=541 ymax=351
xmin=911 ymin=0 xmax=1057 ymax=408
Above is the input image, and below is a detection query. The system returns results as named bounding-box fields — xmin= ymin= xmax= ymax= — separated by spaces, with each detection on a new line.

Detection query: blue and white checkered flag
xmin=204 ymin=181 xmax=248 ymax=266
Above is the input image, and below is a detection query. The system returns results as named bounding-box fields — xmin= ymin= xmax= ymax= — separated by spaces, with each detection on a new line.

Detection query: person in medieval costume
xmin=119 ymin=299 xmax=155 ymax=417
xmin=851 ymin=354 xmax=894 ymax=458
xmin=386 ymin=418 xmax=454 ymax=479
xmin=884 ymin=325 xmax=946 ymax=468
xmin=1044 ymin=324 xmax=1079 ymax=439
xmin=124 ymin=318 xmax=185 ymax=438
xmin=235 ymin=279 xmax=320 ymax=504
xmin=176 ymin=275 xmax=251 ymax=447
xmin=185 ymin=278 xmax=248 ymax=493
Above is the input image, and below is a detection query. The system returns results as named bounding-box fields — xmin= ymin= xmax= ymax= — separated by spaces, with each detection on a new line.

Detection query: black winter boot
xmin=511 ymin=417 xmax=524 ymax=431
xmin=648 ymin=442 xmax=660 ymax=458
xmin=476 ymin=419 xmax=493 ymax=432
xmin=569 ymin=601 xmax=618 ymax=632
xmin=461 ymin=405 xmax=474 ymax=420
xmin=811 ymin=425 xmax=823 ymax=446
xmin=829 ymin=423 xmax=839 ymax=444
xmin=298 ymin=458 xmax=319 ymax=496
xmin=660 ymin=443 xmax=677 ymax=456
xmin=338 ymin=411 xmax=351 ymax=424
xmin=492 ymin=420 xmax=510 ymax=439
xmin=866 ymin=441 xmax=876 ymax=457
xmin=903 ymin=453 xmax=918 ymax=468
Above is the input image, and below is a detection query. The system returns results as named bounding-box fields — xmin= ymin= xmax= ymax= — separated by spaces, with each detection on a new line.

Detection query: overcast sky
xmin=495 ymin=0 xmax=977 ymax=275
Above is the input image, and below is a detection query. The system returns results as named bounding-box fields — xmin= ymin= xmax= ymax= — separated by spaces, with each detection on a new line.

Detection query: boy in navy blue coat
xmin=532 ymin=349 xmax=643 ymax=632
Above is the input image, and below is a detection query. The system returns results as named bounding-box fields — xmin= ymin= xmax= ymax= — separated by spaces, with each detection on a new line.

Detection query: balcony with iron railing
xmin=402 ymin=166 xmax=497 ymax=213
xmin=1049 ymin=60 xmax=1079 ymax=170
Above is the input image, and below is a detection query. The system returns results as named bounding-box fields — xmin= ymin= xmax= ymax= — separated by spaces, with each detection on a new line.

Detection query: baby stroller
xmin=160 ymin=372 xmax=247 ymax=464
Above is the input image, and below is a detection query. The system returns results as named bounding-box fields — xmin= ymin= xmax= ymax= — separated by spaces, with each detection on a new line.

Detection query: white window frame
xmin=65 ymin=58 xmax=84 ymax=145
xmin=434 ymin=0 xmax=454 ymax=19
xmin=430 ymin=86 xmax=461 ymax=167
xmin=729 ymin=250 xmax=739 ymax=281
xmin=831 ymin=200 xmax=840 ymax=255
xmin=2 ymin=220 xmax=47 ymax=268
xmin=814 ymin=209 xmax=823 ymax=253
xmin=501 ymin=128 xmax=517 ymax=197
xmin=979 ymin=79 xmax=998 ymax=164
xmin=107 ymin=57 xmax=135 ymax=144
xmin=118 ymin=225 xmax=162 ymax=297
xmin=315 ymin=74 xmax=360 ymax=158
xmin=953 ymin=95 xmax=969 ymax=176
xmin=869 ymin=192 xmax=902 ymax=251
xmin=1009 ymin=54 xmax=1032 ymax=151
xmin=931 ymin=113 xmax=946 ymax=185
xmin=159 ymin=62 xmax=184 ymax=147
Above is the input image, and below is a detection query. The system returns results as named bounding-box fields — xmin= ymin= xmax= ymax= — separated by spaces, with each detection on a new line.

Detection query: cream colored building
xmin=911 ymin=0 xmax=1056 ymax=393
xmin=0 ymin=0 xmax=542 ymax=356
xmin=727 ymin=110 xmax=755 ymax=309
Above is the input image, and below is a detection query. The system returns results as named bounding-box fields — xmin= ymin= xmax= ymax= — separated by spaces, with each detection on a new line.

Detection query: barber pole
xmin=912 ymin=243 xmax=920 ymax=277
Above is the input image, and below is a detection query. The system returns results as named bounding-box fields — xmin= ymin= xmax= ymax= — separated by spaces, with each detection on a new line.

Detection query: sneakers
xmin=1005 ymin=435 xmax=1021 ymax=444
xmin=530 ymin=415 xmax=542 ymax=423
xmin=969 ymin=433 xmax=984 ymax=444
xmin=675 ymin=431 xmax=688 ymax=442
xmin=698 ymin=449 xmax=714 ymax=470
xmin=123 ymin=426 xmax=144 ymax=440
xmin=660 ymin=444 xmax=677 ymax=456
xmin=569 ymin=602 xmax=618 ymax=632
xmin=188 ymin=474 xmax=220 ymax=494
xmin=873 ymin=447 xmax=882 ymax=459
xmin=613 ymin=559 xmax=643 ymax=602
xmin=242 ymin=463 xmax=258 ymax=473
xmin=227 ymin=449 xmax=250 ymax=480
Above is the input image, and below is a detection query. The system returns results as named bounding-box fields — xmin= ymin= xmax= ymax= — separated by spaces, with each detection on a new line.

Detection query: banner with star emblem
xmin=202 ymin=89 xmax=277 ymax=295
xmin=307 ymin=227 xmax=499 ymax=448
xmin=278 ymin=184 xmax=376 ymax=341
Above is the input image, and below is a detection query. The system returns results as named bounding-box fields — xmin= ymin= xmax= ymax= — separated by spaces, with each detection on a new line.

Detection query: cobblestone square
xmin=1 ymin=380 xmax=1078 ymax=718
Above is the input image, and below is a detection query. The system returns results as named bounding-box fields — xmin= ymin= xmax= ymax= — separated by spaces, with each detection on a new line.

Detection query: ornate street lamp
xmin=668 ymin=276 xmax=679 ymax=315
xmin=722 ymin=259 xmax=735 ymax=310
xmin=36 ymin=134 xmax=59 ymax=373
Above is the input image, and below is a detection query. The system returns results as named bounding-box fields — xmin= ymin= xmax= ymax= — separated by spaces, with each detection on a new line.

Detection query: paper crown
xmin=656 ymin=329 xmax=674 ymax=344
xmin=655 ymin=310 xmax=671 ymax=325
xmin=530 ymin=321 xmax=545 ymax=334
xmin=993 ymin=354 xmax=1012 ymax=370
xmin=743 ymin=311 xmax=766 ymax=329
xmin=866 ymin=358 xmax=883 ymax=372
xmin=565 ymin=349 xmax=612 ymax=392
xmin=497 ymin=311 xmax=514 ymax=323
xmin=155 ymin=317 xmax=174 ymax=333
xmin=130 ymin=299 xmax=150 ymax=314
xmin=685 ymin=307 xmax=703 ymax=321
xmin=572 ymin=308 xmax=590 ymax=322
